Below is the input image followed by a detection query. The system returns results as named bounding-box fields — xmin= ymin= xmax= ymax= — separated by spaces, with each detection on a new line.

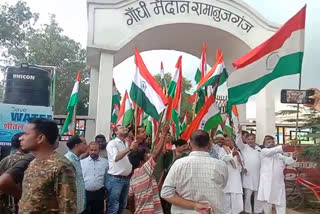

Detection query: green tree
xmin=154 ymin=73 xmax=193 ymax=122
xmin=0 ymin=1 xmax=38 ymax=64
xmin=0 ymin=1 xmax=89 ymax=115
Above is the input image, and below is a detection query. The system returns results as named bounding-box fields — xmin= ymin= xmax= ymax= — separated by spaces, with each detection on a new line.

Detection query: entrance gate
xmin=86 ymin=0 xmax=279 ymax=143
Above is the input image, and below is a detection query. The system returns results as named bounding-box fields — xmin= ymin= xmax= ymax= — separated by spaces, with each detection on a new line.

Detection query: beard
xmin=90 ymin=154 xmax=99 ymax=160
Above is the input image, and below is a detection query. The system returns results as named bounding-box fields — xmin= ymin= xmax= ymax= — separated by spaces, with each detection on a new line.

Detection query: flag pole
xmin=295 ymin=73 xmax=302 ymax=143
xmin=192 ymin=93 xmax=198 ymax=120
xmin=236 ymin=114 xmax=240 ymax=126
xmin=72 ymin=71 xmax=80 ymax=136
xmin=72 ymin=104 xmax=77 ymax=136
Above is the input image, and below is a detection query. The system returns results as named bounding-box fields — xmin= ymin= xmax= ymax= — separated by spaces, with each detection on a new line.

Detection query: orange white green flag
xmin=116 ymin=91 xmax=134 ymax=127
xmin=228 ymin=6 xmax=306 ymax=105
xmin=61 ymin=71 xmax=81 ymax=135
xmin=180 ymin=111 xmax=189 ymax=133
xmin=166 ymin=56 xmax=182 ymax=137
xmin=130 ymin=48 xmax=168 ymax=120
xmin=181 ymin=95 xmax=222 ymax=140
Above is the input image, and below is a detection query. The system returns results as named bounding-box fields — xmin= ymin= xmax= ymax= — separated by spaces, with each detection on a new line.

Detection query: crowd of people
xmin=0 ymin=119 xmax=297 ymax=214
xmin=0 ymin=88 xmax=318 ymax=214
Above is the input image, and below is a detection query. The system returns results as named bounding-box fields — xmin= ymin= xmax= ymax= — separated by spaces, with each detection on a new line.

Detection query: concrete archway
xmin=86 ymin=0 xmax=279 ymax=142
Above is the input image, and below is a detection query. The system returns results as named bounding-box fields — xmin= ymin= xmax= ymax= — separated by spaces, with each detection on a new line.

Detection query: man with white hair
xmin=213 ymin=134 xmax=225 ymax=155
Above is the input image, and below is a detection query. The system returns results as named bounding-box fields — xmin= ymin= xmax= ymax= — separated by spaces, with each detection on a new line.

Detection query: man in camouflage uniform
xmin=18 ymin=118 xmax=77 ymax=214
xmin=0 ymin=133 xmax=25 ymax=174
xmin=0 ymin=132 xmax=25 ymax=214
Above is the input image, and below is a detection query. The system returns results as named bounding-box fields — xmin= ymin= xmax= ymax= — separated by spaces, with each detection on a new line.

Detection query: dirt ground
xmin=288 ymin=208 xmax=320 ymax=214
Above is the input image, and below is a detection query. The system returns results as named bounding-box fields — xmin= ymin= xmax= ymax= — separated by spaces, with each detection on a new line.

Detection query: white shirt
xmin=161 ymin=151 xmax=228 ymax=214
xmin=80 ymin=156 xmax=109 ymax=191
xmin=257 ymin=146 xmax=296 ymax=206
xmin=218 ymin=148 xmax=243 ymax=194
xmin=235 ymin=135 xmax=261 ymax=191
xmin=107 ymin=137 xmax=132 ymax=176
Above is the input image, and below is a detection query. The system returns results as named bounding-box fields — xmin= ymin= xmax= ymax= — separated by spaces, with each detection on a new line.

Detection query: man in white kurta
xmin=218 ymin=136 xmax=243 ymax=214
xmin=235 ymin=133 xmax=262 ymax=214
xmin=257 ymin=138 xmax=296 ymax=214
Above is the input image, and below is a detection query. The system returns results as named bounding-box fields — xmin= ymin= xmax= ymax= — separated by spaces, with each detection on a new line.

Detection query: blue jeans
xmin=106 ymin=175 xmax=130 ymax=214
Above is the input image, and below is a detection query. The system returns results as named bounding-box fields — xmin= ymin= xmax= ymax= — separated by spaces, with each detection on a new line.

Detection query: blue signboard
xmin=0 ymin=103 xmax=53 ymax=145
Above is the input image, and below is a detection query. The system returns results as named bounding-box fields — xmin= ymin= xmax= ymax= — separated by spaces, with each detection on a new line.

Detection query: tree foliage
xmin=0 ymin=1 xmax=38 ymax=63
xmin=154 ymin=73 xmax=193 ymax=122
xmin=0 ymin=1 xmax=89 ymax=115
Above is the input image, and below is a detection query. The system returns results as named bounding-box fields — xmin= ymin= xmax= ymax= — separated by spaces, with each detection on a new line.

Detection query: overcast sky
xmin=2 ymin=0 xmax=319 ymax=119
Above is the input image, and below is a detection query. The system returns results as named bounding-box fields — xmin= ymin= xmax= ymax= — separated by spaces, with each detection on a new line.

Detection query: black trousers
xmin=85 ymin=188 xmax=105 ymax=214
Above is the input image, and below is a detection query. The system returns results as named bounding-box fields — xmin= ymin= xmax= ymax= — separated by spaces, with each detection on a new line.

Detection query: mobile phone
xmin=281 ymin=89 xmax=315 ymax=104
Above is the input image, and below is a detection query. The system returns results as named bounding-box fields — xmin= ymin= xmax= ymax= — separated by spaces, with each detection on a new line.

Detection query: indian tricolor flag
xmin=228 ymin=6 xmax=306 ymax=105
xmin=226 ymin=101 xmax=240 ymax=123
xmin=160 ymin=62 xmax=168 ymax=95
xmin=196 ymin=52 xmax=227 ymax=91
xmin=194 ymin=43 xmax=207 ymax=114
xmin=224 ymin=115 xmax=234 ymax=137
xmin=133 ymin=102 xmax=145 ymax=126
xmin=112 ymin=79 xmax=120 ymax=106
xmin=116 ymin=91 xmax=134 ymax=127
xmin=111 ymin=79 xmax=120 ymax=124
xmin=144 ymin=116 xmax=158 ymax=143
xmin=130 ymin=48 xmax=168 ymax=121
xmin=181 ymin=95 xmax=222 ymax=140
xmin=111 ymin=106 xmax=119 ymax=125
xmin=61 ymin=71 xmax=81 ymax=135
xmin=166 ymin=56 xmax=182 ymax=137
xmin=180 ymin=111 xmax=189 ymax=133
xmin=232 ymin=105 xmax=239 ymax=118
xmin=215 ymin=124 xmax=224 ymax=136
xmin=195 ymin=42 xmax=207 ymax=82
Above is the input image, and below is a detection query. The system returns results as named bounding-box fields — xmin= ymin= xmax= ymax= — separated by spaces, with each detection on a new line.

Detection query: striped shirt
xmin=129 ymin=157 xmax=163 ymax=214
xmin=161 ymin=151 xmax=228 ymax=214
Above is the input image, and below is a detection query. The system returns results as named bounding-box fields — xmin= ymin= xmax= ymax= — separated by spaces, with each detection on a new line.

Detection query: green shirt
xmin=153 ymin=150 xmax=189 ymax=183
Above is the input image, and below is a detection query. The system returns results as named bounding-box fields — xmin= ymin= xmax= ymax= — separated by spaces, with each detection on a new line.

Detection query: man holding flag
xmin=235 ymin=128 xmax=262 ymax=214
xmin=106 ymin=125 xmax=138 ymax=214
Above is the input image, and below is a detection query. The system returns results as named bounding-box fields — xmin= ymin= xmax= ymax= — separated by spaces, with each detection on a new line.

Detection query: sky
xmin=1 ymin=0 xmax=319 ymax=119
